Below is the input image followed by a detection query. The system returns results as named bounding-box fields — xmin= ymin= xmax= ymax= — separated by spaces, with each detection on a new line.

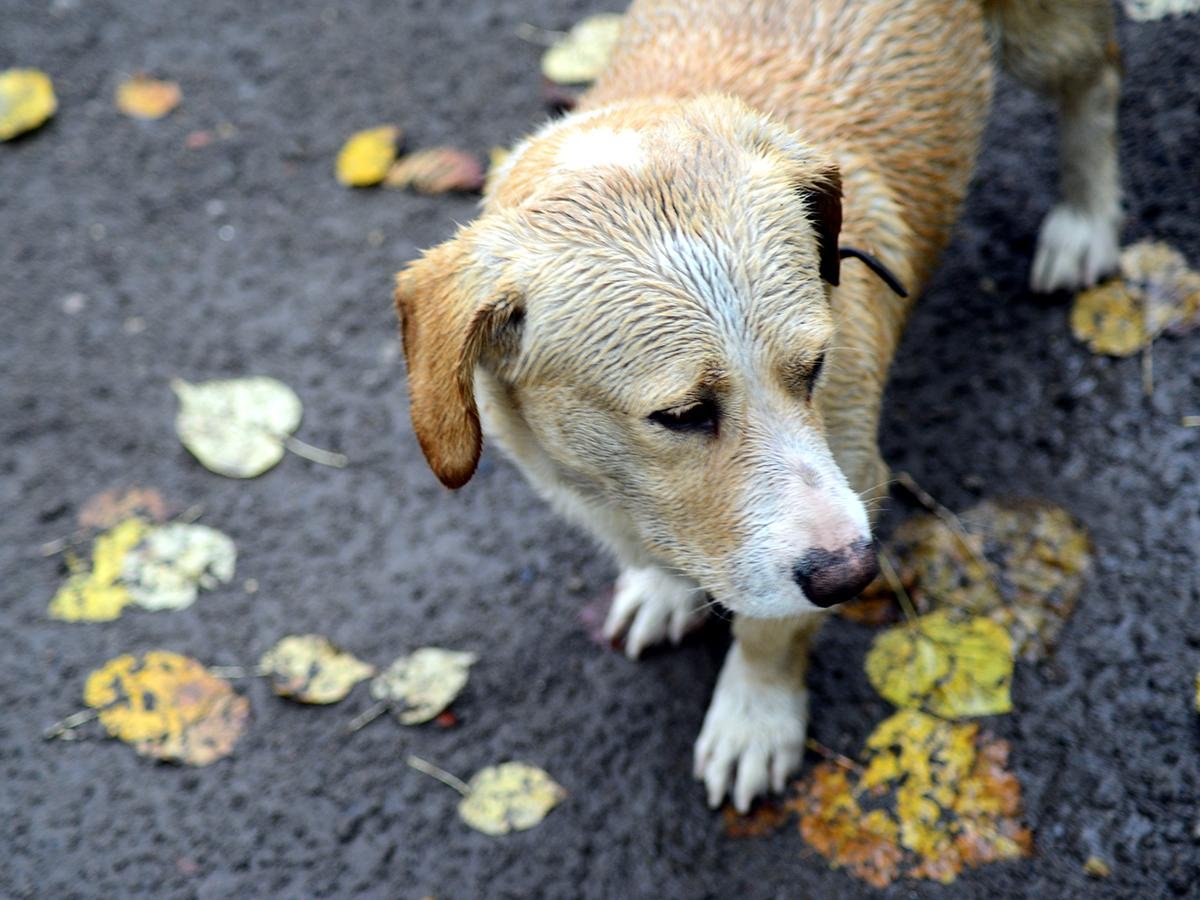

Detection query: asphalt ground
xmin=2 ymin=1 xmax=1199 ymax=897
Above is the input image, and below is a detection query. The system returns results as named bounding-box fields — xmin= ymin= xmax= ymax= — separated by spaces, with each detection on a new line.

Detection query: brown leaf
xmin=78 ymin=487 xmax=168 ymax=530
xmin=722 ymin=801 xmax=791 ymax=838
xmin=384 ymin=147 xmax=484 ymax=194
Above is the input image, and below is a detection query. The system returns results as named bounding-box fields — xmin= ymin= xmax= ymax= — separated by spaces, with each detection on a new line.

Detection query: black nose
xmin=793 ymin=539 xmax=879 ymax=608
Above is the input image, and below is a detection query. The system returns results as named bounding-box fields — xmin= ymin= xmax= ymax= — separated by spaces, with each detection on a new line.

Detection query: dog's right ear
xmin=395 ymin=225 xmax=522 ymax=489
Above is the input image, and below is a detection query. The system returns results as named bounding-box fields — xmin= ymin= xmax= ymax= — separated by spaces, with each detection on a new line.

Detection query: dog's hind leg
xmin=988 ymin=0 xmax=1122 ymax=292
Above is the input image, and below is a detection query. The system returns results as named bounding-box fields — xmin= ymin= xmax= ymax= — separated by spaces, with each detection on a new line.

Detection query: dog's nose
xmin=793 ymin=539 xmax=879 ymax=608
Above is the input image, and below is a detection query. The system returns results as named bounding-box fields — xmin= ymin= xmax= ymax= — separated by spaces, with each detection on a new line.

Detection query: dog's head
xmin=396 ymin=96 xmax=876 ymax=617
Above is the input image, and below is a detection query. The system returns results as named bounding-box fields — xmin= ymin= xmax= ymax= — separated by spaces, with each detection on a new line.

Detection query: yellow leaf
xmin=458 ymin=762 xmax=566 ymax=835
xmin=115 ymin=75 xmax=181 ymax=120
xmin=876 ymin=499 xmax=1091 ymax=661
xmin=867 ymin=611 xmax=1013 ymax=718
xmin=384 ymin=147 xmax=484 ymax=194
xmin=541 ymin=14 xmax=623 ymax=84
xmin=171 ymin=376 xmax=303 ymax=478
xmin=48 ymin=518 xmax=148 ymax=621
xmin=83 ymin=651 xmax=248 ymax=765
xmin=335 ymin=125 xmax=401 ymax=187
xmin=1084 ymin=855 xmax=1112 ymax=878
xmin=795 ymin=710 xmax=1032 ymax=887
xmin=1122 ymin=0 xmax=1200 ymax=22
xmin=120 ymin=522 xmax=236 ymax=611
xmin=1071 ymin=240 xmax=1200 ymax=356
xmin=259 ymin=634 xmax=375 ymax=704
xmin=370 ymin=647 xmax=477 ymax=724
xmin=0 ymin=68 xmax=56 ymax=141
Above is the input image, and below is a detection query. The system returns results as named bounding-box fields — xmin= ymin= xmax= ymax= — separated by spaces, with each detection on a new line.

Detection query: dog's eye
xmin=805 ymin=352 xmax=827 ymax=399
xmin=648 ymin=399 xmax=719 ymax=436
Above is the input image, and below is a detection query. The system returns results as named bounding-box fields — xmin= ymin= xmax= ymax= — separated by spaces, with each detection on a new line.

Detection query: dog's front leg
xmin=693 ymin=612 xmax=824 ymax=812
xmin=603 ymin=564 xmax=709 ymax=659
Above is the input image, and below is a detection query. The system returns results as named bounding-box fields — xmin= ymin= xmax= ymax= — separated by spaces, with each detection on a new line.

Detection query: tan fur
xmin=393 ymin=0 xmax=1122 ymax=811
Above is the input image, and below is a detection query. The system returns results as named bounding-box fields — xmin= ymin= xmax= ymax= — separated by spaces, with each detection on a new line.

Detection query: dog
xmin=394 ymin=0 xmax=1121 ymax=812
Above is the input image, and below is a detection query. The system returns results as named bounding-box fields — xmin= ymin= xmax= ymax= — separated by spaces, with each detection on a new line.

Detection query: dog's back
xmin=583 ymin=0 xmax=994 ymax=281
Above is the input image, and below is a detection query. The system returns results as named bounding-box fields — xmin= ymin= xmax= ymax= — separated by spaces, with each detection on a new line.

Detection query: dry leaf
xmin=722 ymin=801 xmax=792 ymax=838
xmin=458 ymin=762 xmax=566 ymax=835
xmin=260 ymin=634 xmax=375 ymax=704
xmin=78 ymin=486 xmax=168 ymax=530
xmin=541 ymin=14 xmax=623 ymax=84
xmin=370 ymin=647 xmax=477 ymax=724
xmin=1071 ymin=241 xmax=1200 ymax=356
xmin=120 ymin=523 xmax=236 ymax=611
xmin=83 ymin=651 xmax=249 ymax=765
xmin=879 ymin=499 xmax=1091 ymax=661
xmin=115 ymin=75 xmax=181 ymax=119
xmin=48 ymin=518 xmax=149 ymax=621
xmin=384 ymin=147 xmax=484 ymax=194
xmin=336 ymin=125 xmax=401 ymax=187
xmin=866 ymin=610 xmax=1013 ymax=719
xmin=795 ymin=710 xmax=1031 ymax=887
xmin=1122 ymin=0 xmax=1200 ymax=21
xmin=1084 ymin=856 xmax=1112 ymax=878
xmin=171 ymin=376 xmax=302 ymax=478
xmin=0 ymin=68 xmax=56 ymax=141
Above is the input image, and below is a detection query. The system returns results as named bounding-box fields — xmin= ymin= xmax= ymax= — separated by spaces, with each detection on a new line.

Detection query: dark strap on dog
xmin=838 ymin=246 xmax=909 ymax=298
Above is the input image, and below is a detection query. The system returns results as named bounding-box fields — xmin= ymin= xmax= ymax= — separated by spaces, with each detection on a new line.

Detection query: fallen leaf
xmin=866 ymin=610 xmax=1013 ymax=719
xmin=435 ymin=710 xmax=459 ymax=728
xmin=171 ymin=376 xmax=303 ymax=478
xmin=384 ymin=147 xmax=484 ymax=194
xmin=0 ymin=68 xmax=56 ymax=141
xmin=722 ymin=801 xmax=792 ymax=838
xmin=1084 ymin=855 xmax=1112 ymax=878
xmin=541 ymin=14 xmax=623 ymax=84
xmin=335 ymin=125 xmax=401 ymax=187
xmin=1071 ymin=241 xmax=1200 ymax=357
xmin=78 ymin=486 xmax=168 ymax=530
xmin=369 ymin=647 xmax=476 ymax=724
xmin=120 ymin=523 xmax=236 ymax=611
xmin=458 ymin=762 xmax=566 ymax=835
xmin=260 ymin=634 xmax=374 ymax=704
xmin=48 ymin=518 xmax=149 ymax=621
xmin=795 ymin=710 xmax=1031 ymax=887
xmin=115 ymin=75 xmax=181 ymax=119
xmin=83 ymin=651 xmax=248 ymax=765
xmin=836 ymin=589 xmax=900 ymax=626
xmin=1122 ymin=0 xmax=1200 ymax=21
xmin=880 ymin=499 xmax=1091 ymax=661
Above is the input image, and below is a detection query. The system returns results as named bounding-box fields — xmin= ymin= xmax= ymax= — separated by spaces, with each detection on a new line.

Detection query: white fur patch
xmin=555 ymin=127 xmax=644 ymax=172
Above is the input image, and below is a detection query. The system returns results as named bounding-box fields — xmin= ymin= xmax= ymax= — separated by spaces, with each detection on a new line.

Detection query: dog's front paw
xmin=693 ymin=646 xmax=808 ymax=812
xmin=1031 ymin=203 xmax=1120 ymax=293
xmin=603 ymin=566 xmax=708 ymax=659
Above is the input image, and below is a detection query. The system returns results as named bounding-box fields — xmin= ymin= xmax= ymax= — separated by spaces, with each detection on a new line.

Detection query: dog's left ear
xmin=800 ymin=164 xmax=844 ymax=288
xmin=395 ymin=222 xmax=522 ymax=489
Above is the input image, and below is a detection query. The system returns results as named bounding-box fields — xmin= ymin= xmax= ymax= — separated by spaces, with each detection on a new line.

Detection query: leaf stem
xmin=346 ymin=701 xmax=388 ymax=734
xmin=43 ymin=708 xmax=99 ymax=740
xmin=282 ymin=435 xmax=348 ymax=469
xmin=207 ymin=664 xmax=268 ymax=679
xmin=406 ymin=754 xmax=470 ymax=796
xmin=805 ymin=738 xmax=863 ymax=774
xmin=877 ymin=549 xmax=918 ymax=623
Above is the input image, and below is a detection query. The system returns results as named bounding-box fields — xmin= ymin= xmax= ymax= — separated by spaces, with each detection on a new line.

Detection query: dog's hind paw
xmin=1031 ymin=203 xmax=1121 ymax=293
xmin=693 ymin=645 xmax=808 ymax=813
xmin=603 ymin=565 xmax=708 ymax=659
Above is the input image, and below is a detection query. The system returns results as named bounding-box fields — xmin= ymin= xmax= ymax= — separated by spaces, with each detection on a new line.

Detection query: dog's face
xmin=397 ymin=98 xmax=876 ymax=618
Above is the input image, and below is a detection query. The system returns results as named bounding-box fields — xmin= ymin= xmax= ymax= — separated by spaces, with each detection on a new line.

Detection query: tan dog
xmin=394 ymin=0 xmax=1121 ymax=812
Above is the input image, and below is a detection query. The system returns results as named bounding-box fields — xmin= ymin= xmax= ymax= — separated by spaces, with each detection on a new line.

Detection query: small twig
xmin=39 ymin=536 xmax=71 ymax=557
xmin=805 ymin=738 xmax=863 ymax=774
xmin=346 ymin=701 xmax=388 ymax=734
xmin=877 ymin=549 xmax=918 ymax=623
xmin=1183 ymin=416 xmax=1200 ymax=428
xmin=406 ymin=754 xmax=470 ymax=796
xmin=513 ymin=22 xmax=566 ymax=46
xmin=895 ymin=470 xmax=1003 ymax=592
xmin=43 ymin=708 xmax=99 ymax=741
xmin=1141 ymin=341 xmax=1154 ymax=397
xmin=174 ymin=503 xmax=205 ymax=525
xmin=283 ymin=435 xmax=348 ymax=469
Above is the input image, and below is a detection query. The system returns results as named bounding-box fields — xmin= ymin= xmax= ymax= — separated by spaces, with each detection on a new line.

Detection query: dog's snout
xmin=793 ymin=539 xmax=879 ymax=608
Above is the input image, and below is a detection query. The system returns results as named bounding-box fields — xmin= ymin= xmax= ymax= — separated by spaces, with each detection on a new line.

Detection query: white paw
xmin=1031 ymin=203 xmax=1120 ymax=293
xmin=602 ymin=566 xmax=708 ymax=659
xmin=693 ymin=645 xmax=808 ymax=813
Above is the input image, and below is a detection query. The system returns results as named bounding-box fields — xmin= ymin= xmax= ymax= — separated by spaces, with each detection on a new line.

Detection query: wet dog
xmin=394 ymin=0 xmax=1121 ymax=811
